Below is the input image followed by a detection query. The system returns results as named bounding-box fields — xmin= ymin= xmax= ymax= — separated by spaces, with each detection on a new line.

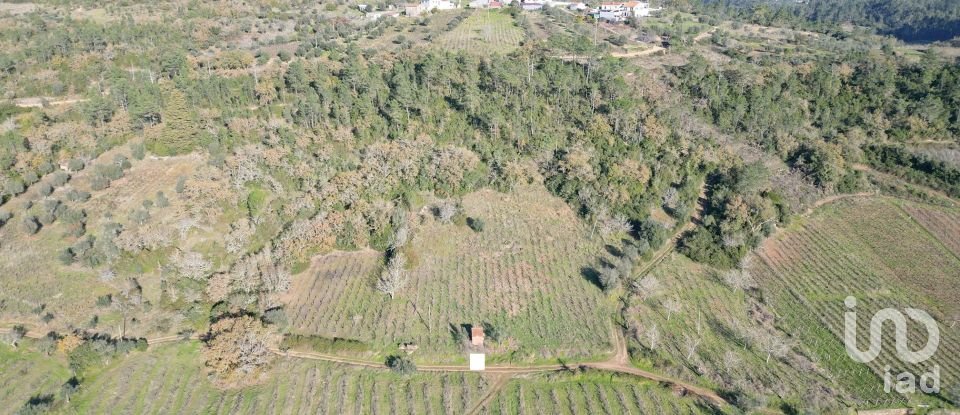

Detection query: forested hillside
xmin=696 ymin=0 xmax=960 ymax=41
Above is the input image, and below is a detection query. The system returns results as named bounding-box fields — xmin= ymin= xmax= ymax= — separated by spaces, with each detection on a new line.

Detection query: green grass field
xmin=0 ymin=344 xmax=71 ymax=415
xmin=435 ymin=10 xmax=526 ymax=55
xmin=751 ymin=197 xmax=960 ymax=408
xmin=284 ymin=186 xmax=614 ymax=363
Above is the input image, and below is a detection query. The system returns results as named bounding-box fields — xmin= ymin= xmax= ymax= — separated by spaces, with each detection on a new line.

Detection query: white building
xmin=594 ymin=1 xmax=657 ymax=21
xmin=627 ymin=1 xmax=653 ymax=17
xmin=405 ymin=0 xmax=457 ymax=17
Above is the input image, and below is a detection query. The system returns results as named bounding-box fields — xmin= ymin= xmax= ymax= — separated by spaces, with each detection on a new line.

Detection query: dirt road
xmin=12 ymin=97 xmax=89 ymax=108
xmin=465 ymin=374 xmax=512 ymax=415
xmin=632 ymin=181 xmax=708 ymax=280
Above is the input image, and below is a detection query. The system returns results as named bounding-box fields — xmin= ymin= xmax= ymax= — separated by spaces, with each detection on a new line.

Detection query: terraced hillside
xmin=284 ymin=186 xmax=614 ymax=362
xmin=751 ymin=197 xmax=960 ymax=407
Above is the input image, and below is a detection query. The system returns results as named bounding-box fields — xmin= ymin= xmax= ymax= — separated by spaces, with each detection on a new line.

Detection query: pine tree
xmin=150 ymin=85 xmax=198 ymax=155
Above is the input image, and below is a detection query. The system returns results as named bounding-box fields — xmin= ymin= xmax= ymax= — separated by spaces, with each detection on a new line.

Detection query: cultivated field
xmin=483 ymin=371 xmax=714 ymax=414
xmin=621 ymin=254 xmax=841 ymax=408
xmin=751 ymin=197 xmax=960 ymax=407
xmin=435 ymin=10 xmax=526 ymax=55
xmin=65 ymin=342 xmax=491 ymax=415
xmin=285 ymin=186 xmax=614 ymax=362
xmin=901 ymin=202 xmax=960 ymax=259
xmin=0 ymin=344 xmax=71 ymax=415
xmin=0 ymin=143 xmax=207 ymax=337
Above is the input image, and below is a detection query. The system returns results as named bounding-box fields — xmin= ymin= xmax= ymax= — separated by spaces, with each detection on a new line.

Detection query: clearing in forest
xmin=435 ymin=10 xmax=526 ymax=55
xmin=285 ymin=185 xmax=613 ymax=362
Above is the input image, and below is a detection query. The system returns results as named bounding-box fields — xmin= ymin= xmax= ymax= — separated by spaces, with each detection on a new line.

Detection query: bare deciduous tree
xmin=376 ymin=255 xmax=408 ymax=299
xmin=722 ymin=350 xmax=742 ymax=373
xmin=389 ymin=222 xmax=410 ymax=251
xmin=646 ymin=323 xmax=660 ymax=350
xmin=99 ymin=269 xmax=116 ymax=283
xmin=754 ymin=329 xmax=791 ymax=364
xmin=631 ymin=276 xmax=662 ymax=300
xmin=722 ymin=268 xmax=756 ymax=291
xmin=170 ymin=250 xmax=212 ymax=280
xmin=599 ymin=214 xmax=632 ymax=239
xmin=436 ymin=202 xmax=456 ymax=224
xmin=684 ymin=334 xmax=702 ymax=360
xmin=662 ymin=298 xmax=682 ymax=320
xmin=225 ymin=219 xmax=254 ymax=254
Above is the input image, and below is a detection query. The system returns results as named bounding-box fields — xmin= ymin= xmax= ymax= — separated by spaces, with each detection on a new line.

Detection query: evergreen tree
xmin=150 ymin=85 xmax=198 ymax=155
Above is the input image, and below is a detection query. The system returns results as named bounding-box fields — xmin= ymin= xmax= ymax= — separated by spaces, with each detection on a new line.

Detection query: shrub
xmin=50 ymin=171 xmax=70 ymax=187
xmin=386 ymin=355 xmax=416 ymax=375
xmin=22 ymin=216 xmax=40 ymax=234
xmin=22 ymin=171 xmax=39 ymax=185
xmin=68 ymin=335 xmax=147 ymax=377
xmin=467 ymin=217 xmax=484 ymax=232
xmin=16 ymin=394 xmax=54 ymax=415
xmin=89 ymin=175 xmax=110 ymax=191
xmin=598 ymin=266 xmax=620 ymax=292
xmin=4 ymin=178 xmax=25 ymax=195
xmin=155 ymin=191 xmax=169 ymax=207
xmin=66 ymin=190 xmax=91 ymax=202
xmin=38 ymin=162 xmax=54 ymax=175
xmin=38 ymin=182 xmax=54 ymax=196
xmin=58 ymin=248 xmax=75 ymax=265
xmin=60 ymin=377 xmax=80 ymax=401
xmin=482 ymin=322 xmax=502 ymax=343
xmin=131 ymin=142 xmax=146 ymax=160
xmin=129 ymin=208 xmax=150 ymax=225
xmin=262 ymin=308 xmax=288 ymax=327
xmin=68 ymin=158 xmax=85 ymax=172
xmin=114 ymin=154 xmax=131 ymax=170
xmin=37 ymin=212 xmax=55 ymax=226
xmin=176 ymin=176 xmax=186 ymax=193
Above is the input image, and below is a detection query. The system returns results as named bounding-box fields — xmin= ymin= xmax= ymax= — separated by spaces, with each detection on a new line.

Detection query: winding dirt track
xmin=270 ymin=347 xmax=728 ymax=406
xmin=0 ymin=323 xmax=729 ymax=407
